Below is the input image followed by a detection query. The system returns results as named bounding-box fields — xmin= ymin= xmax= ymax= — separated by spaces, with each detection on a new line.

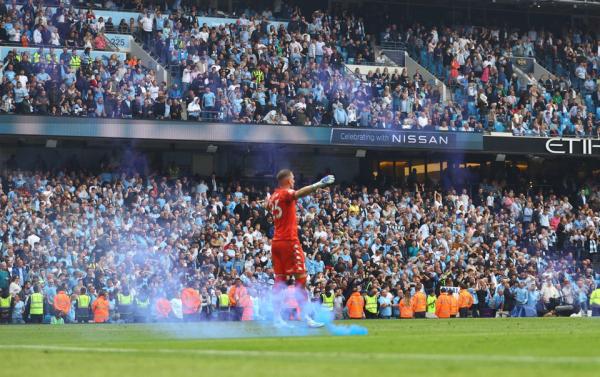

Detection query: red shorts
xmin=271 ymin=239 xmax=306 ymax=276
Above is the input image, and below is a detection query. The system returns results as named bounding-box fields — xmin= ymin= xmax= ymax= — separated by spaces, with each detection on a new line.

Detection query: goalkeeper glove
xmin=311 ymin=175 xmax=335 ymax=190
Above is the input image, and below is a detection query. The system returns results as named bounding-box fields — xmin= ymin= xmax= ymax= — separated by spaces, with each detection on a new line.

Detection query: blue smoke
xmin=309 ymin=301 xmax=369 ymax=337
xmin=149 ymin=289 xmax=367 ymax=340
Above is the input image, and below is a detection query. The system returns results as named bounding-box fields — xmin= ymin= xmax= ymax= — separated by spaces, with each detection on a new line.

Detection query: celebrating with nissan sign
xmin=328 ymin=129 xmax=485 ymax=150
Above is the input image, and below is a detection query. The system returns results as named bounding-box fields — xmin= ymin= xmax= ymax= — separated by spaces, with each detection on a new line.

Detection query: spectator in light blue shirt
xmin=11 ymin=295 xmax=25 ymax=324
xmin=313 ymin=255 xmax=325 ymax=274
xmin=232 ymin=93 xmax=243 ymax=115
xmin=62 ymin=67 xmax=76 ymax=86
xmin=268 ymin=88 xmax=278 ymax=107
xmin=359 ymin=107 xmax=371 ymax=127
xmin=511 ymin=281 xmax=529 ymax=317
xmin=44 ymin=279 xmax=58 ymax=303
xmin=252 ymin=87 xmax=266 ymax=107
xmin=133 ymin=68 xmax=145 ymax=83
xmin=202 ymin=87 xmax=216 ymax=119
xmin=378 ymin=289 xmax=392 ymax=318
xmin=13 ymin=82 xmax=28 ymax=104
xmin=489 ymin=287 xmax=505 ymax=313
xmin=95 ymin=98 xmax=106 ymax=117
xmin=333 ymin=103 xmax=348 ymax=126
xmin=4 ymin=64 xmax=15 ymax=83
xmin=574 ymin=279 xmax=589 ymax=315
xmin=524 ymin=284 xmax=540 ymax=317
xmin=312 ymin=83 xmax=324 ymax=102
xmin=36 ymin=70 xmax=50 ymax=82
xmin=306 ymin=256 xmax=316 ymax=275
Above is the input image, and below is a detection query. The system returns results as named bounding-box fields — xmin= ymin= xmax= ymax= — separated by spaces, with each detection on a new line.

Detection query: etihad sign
xmin=545 ymin=138 xmax=600 ymax=155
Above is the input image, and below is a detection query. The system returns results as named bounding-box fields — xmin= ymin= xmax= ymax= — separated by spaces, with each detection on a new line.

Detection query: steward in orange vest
xmin=346 ymin=286 xmax=365 ymax=319
xmin=435 ymin=288 xmax=452 ymax=319
xmin=181 ymin=285 xmax=201 ymax=321
xmin=458 ymin=283 xmax=474 ymax=318
xmin=411 ymin=283 xmax=427 ymax=318
xmin=92 ymin=291 xmax=110 ymax=323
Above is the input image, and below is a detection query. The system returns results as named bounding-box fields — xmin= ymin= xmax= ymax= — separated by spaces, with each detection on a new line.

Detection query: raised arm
xmin=294 ymin=175 xmax=335 ymax=199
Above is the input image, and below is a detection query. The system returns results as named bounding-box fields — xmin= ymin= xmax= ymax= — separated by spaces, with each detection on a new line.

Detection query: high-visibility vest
xmin=321 ymin=293 xmax=334 ymax=311
xmin=30 ymin=293 xmax=44 ymax=315
xmin=135 ymin=298 xmax=150 ymax=309
xmin=218 ymin=294 xmax=230 ymax=309
xmin=0 ymin=296 xmax=11 ymax=309
xmin=92 ymin=297 xmax=109 ymax=323
xmin=78 ymin=294 xmax=91 ymax=309
xmin=458 ymin=290 xmax=473 ymax=308
xmin=155 ymin=298 xmax=171 ymax=318
xmin=399 ymin=299 xmax=414 ymax=318
xmin=450 ymin=294 xmax=458 ymax=315
xmin=365 ymin=295 xmax=378 ymax=314
xmin=591 ymin=289 xmax=600 ymax=306
xmin=411 ymin=291 xmax=427 ymax=312
xmin=32 ymin=52 xmax=40 ymax=63
xmin=426 ymin=295 xmax=437 ymax=313
xmin=46 ymin=54 xmax=58 ymax=64
xmin=53 ymin=292 xmax=71 ymax=313
xmin=118 ymin=294 xmax=132 ymax=305
xmin=436 ymin=294 xmax=452 ymax=318
xmin=346 ymin=293 xmax=364 ymax=319
xmin=69 ymin=55 xmax=81 ymax=69
xmin=182 ymin=288 xmax=201 ymax=314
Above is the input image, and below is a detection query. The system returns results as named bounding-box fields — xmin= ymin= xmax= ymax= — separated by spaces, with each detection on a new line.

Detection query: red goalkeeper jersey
xmin=270 ymin=188 xmax=298 ymax=241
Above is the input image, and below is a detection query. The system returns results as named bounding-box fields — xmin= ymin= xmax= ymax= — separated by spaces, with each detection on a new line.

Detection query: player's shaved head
xmin=277 ymin=169 xmax=292 ymax=182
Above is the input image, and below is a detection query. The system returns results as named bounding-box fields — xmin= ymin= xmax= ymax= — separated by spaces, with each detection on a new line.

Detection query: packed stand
xmin=0 ymin=47 xmax=167 ymax=118
xmin=0 ymin=1 xmax=171 ymax=118
xmin=1 ymin=163 xmax=600 ymax=324
xmin=0 ymin=1 xmax=597 ymax=133
xmin=0 ymin=1 xmax=113 ymax=49
xmin=0 ymin=1 xmax=483 ymax=131
xmin=0 ymin=2 xmax=401 ymax=128
xmin=381 ymin=23 xmax=600 ymax=136
xmin=348 ymin=66 xmax=482 ymax=131
xmin=140 ymin=5 xmax=378 ymax=125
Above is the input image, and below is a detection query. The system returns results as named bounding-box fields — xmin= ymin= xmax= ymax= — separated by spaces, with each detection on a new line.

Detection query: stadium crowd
xmin=1 ymin=161 xmax=600 ymax=324
xmin=0 ymin=1 xmax=598 ymax=134
xmin=0 ymin=1 xmax=380 ymax=127
xmin=382 ymin=22 xmax=600 ymax=136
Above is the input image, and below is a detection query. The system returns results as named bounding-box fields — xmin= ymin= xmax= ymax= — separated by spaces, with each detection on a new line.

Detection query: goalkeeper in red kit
xmin=267 ymin=169 xmax=335 ymax=328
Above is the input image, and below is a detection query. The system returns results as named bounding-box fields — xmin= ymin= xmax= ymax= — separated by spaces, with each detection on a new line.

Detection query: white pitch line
xmin=1 ymin=344 xmax=600 ymax=365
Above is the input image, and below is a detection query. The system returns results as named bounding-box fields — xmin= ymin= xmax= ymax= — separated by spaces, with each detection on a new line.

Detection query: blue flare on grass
xmin=310 ymin=303 xmax=368 ymax=337
xmin=326 ymin=324 xmax=369 ymax=336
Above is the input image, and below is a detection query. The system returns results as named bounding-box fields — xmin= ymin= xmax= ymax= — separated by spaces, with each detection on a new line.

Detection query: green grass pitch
xmin=1 ymin=318 xmax=599 ymax=377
